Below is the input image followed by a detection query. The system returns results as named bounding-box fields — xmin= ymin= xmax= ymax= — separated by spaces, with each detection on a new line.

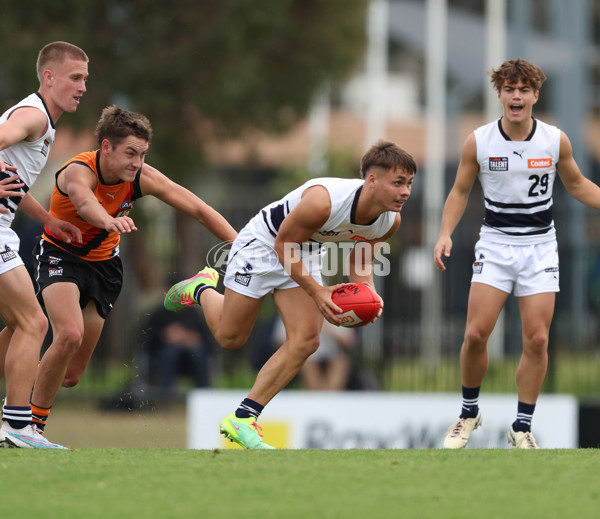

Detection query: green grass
xmin=384 ymin=351 xmax=600 ymax=396
xmin=2 ymin=449 xmax=598 ymax=518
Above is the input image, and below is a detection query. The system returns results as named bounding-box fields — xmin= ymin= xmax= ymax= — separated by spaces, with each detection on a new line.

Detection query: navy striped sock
xmin=2 ymin=404 xmax=32 ymax=430
xmin=459 ymin=386 xmax=480 ymax=418
xmin=235 ymin=398 xmax=264 ymax=419
xmin=193 ymin=285 xmax=217 ymax=304
xmin=513 ymin=401 xmax=536 ymax=432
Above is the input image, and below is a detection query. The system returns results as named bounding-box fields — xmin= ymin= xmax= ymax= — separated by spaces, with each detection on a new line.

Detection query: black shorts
xmin=33 ymin=239 xmax=123 ymax=319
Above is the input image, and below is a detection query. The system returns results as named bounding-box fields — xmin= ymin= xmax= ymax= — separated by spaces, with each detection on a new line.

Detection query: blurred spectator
xmin=140 ymin=304 xmax=211 ymax=396
xmin=272 ymin=318 xmax=358 ymax=390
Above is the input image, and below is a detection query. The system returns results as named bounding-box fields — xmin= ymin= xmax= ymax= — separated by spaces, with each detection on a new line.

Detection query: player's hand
xmin=314 ymin=283 xmax=345 ymax=326
xmin=0 ymin=158 xmax=18 ymax=174
xmin=434 ymin=235 xmax=452 ymax=271
xmin=0 ymin=173 xmax=25 ymax=214
xmin=106 ymin=216 xmax=137 ymax=234
xmin=356 ymin=283 xmax=383 ymax=322
xmin=45 ymin=217 xmax=83 ymax=244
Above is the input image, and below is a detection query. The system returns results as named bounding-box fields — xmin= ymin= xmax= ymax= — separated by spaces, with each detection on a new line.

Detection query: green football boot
xmin=219 ymin=412 xmax=275 ymax=450
xmin=163 ymin=267 xmax=219 ymax=311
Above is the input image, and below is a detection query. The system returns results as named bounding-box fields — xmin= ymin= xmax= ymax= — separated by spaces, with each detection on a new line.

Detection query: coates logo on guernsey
xmin=528 ymin=158 xmax=552 ymax=169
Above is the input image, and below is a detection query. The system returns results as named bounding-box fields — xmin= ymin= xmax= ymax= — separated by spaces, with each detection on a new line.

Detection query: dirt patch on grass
xmin=45 ymin=401 xmax=188 ymax=449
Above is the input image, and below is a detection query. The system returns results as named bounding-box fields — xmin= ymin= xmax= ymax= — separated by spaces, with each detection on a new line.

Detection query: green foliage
xmin=1 ymin=0 xmax=369 ymax=179
xmin=2 ymin=449 xmax=599 ymax=518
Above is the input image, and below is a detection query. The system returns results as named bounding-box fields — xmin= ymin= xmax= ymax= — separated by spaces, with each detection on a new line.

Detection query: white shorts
xmin=471 ymin=239 xmax=559 ymax=297
xmin=223 ymin=226 xmax=323 ymax=299
xmin=0 ymin=226 xmax=24 ymax=275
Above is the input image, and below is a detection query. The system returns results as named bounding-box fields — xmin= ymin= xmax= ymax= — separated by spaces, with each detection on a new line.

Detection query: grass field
xmin=2 ymin=448 xmax=598 ymax=518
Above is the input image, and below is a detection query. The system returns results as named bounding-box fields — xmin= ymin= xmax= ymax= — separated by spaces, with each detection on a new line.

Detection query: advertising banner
xmin=187 ymin=390 xmax=577 ymax=449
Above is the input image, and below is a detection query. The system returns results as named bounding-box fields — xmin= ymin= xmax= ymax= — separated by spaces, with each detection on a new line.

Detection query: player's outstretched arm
xmin=18 ymin=193 xmax=83 ymax=243
xmin=138 ymin=164 xmax=237 ymax=243
xmin=61 ymin=163 xmax=137 ymax=234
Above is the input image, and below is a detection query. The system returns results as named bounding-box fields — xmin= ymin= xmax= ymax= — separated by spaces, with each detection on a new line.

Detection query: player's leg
xmin=200 ymin=287 xmax=264 ymax=350
xmin=461 ymin=282 xmax=509 ymax=388
xmin=516 ymin=292 xmax=553 ymax=404
xmin=443 ymin=282 xmax=508 ymax=448
xmin=30 ymin=282 xmax=85 ymax=409
xmin=505 ymin=292 xmax=554 ymax=449
xmin=506 ymin=241 xmax=557 ymax=449
xmin=247 ymin=286 xmax=322 ymax=405
xmin=0 ymin=326 xmax=13 ymax=379
xmin=0 ymin=267 xmax=67 ymax=449
xmin=0 ymin=266 xmax=48 ymax=406
xmin=219 ymin=287 xmax=322 ymax=449
xmin=62 ymin=301 xmax=106 ymax=388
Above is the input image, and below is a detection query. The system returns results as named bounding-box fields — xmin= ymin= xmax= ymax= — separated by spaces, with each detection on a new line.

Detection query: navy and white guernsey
xmin=0 ymin=93 xmax=55 ymax=228
xmin=475 ymin=118 xmax=560 ymax=245
xmin=247 ymin=177 xmax=397 ymax=248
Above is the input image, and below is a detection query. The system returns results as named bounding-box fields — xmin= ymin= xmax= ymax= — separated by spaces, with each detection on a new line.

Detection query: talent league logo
xmin=489 ymin=157 xmax=508 ymax=171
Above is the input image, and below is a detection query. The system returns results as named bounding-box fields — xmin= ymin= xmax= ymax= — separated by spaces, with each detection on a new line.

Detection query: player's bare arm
xmin=274 ymin=185 xmax=345 ymax=323
xmin=434 ymin=133 xmax=480 ymax=271
xmin=60 ymin=163 xmax=137 ymax=234
xmin=0 ymin=106 xmax=49 ymax=150
xmin=18 ymin=193 xmax=82 ymax=243
xmin=139 ymin=164 xmax=237 ymax=243
xmin=556 ymin=131 xmax=600 ymax=209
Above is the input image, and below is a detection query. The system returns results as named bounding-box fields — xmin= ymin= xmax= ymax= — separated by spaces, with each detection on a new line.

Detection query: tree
xmin=1 ymin=0 xmax=368 ymax=177
xmin=2 ymin=0 xmax=369 ymax=285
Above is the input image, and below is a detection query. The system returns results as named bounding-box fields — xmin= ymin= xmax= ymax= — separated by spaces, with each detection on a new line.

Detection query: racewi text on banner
xmin=187 ymin=390 xmax=577 ymax=449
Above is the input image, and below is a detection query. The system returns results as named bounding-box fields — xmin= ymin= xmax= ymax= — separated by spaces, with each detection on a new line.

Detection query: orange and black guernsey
xmin=42 ymin=150 xmax=143 ymax=261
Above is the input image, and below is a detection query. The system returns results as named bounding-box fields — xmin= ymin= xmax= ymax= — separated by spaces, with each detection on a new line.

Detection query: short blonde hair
xmin=36 ymin=41 xmax=88 ymax=82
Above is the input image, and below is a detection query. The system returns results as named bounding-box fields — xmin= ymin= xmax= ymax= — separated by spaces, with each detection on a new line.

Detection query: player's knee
xmin=216 ymin=333 xmax=246 ymax=350
xmin=53 ymin=327 xmax=84 ymax=357
xmin=464 ymin=327 xmax=488 ymax=350
xmin=524 ymin=332 xmax=548 ymax=357
xmin=31 ymin=312 xmax=49 ymax=341
xmin=294 ymin=334 xmax=321 ymax=360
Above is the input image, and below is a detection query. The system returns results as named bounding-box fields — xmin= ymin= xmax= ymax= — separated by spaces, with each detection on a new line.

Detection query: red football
xmin=331 ymin=282 xmax=382 ymax=328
